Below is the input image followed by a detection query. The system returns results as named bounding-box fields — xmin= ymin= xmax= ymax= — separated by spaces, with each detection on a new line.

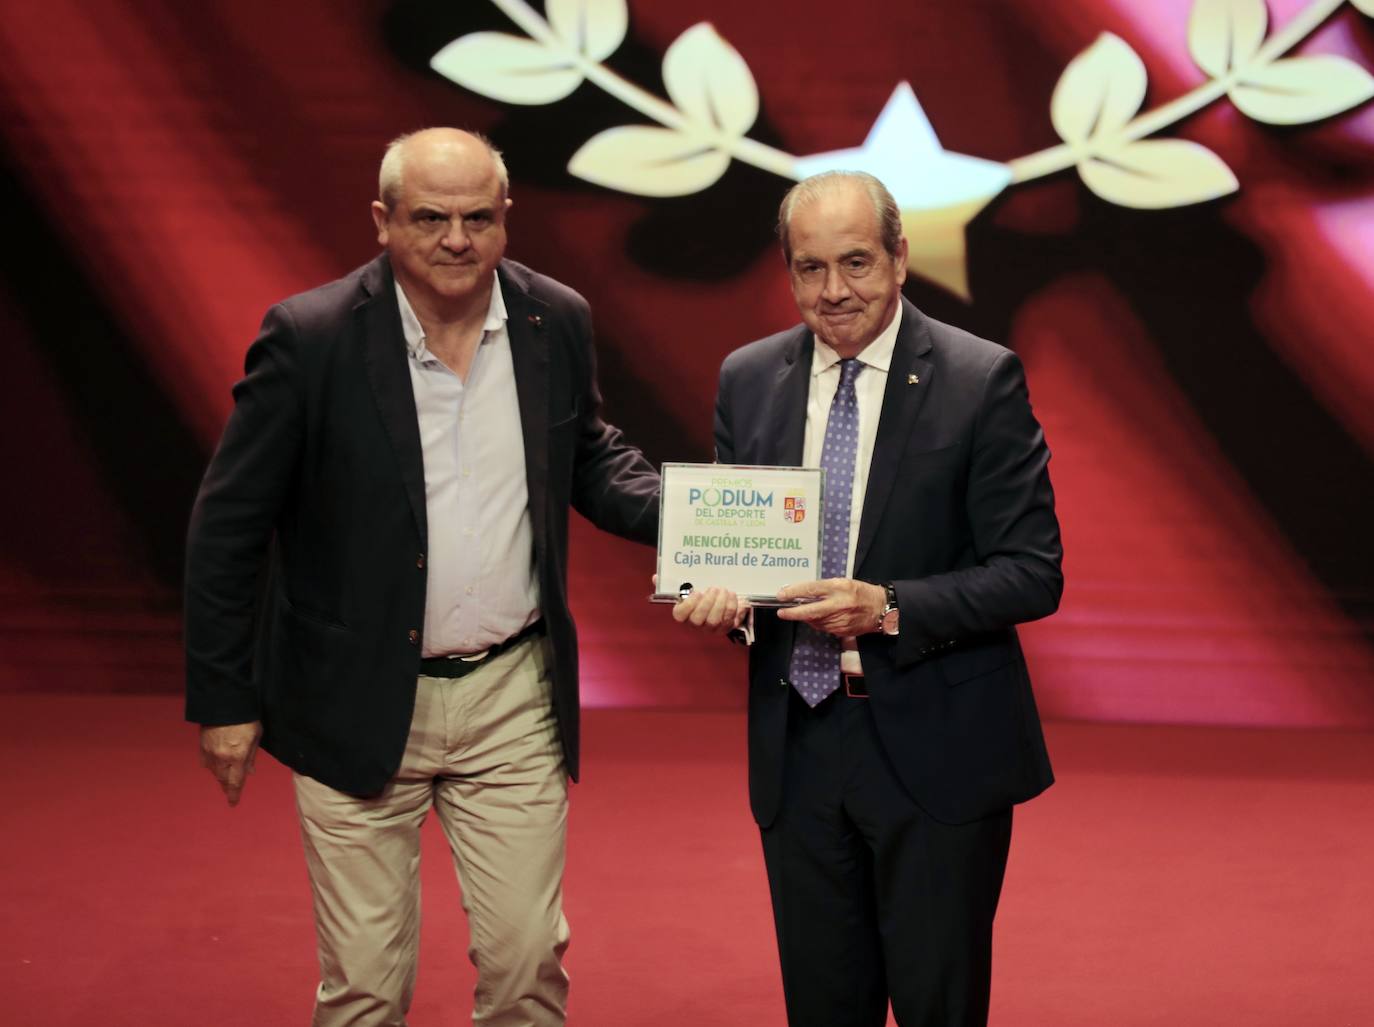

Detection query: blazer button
xmin=408 ymin=629 xmax=419 ymax=645
xmin=416 ymin=553 xmax=425 ymax=569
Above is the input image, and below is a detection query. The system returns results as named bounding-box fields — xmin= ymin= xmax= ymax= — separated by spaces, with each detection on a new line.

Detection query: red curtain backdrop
xmin=1 ymin=0 xmax=1370 ymax=725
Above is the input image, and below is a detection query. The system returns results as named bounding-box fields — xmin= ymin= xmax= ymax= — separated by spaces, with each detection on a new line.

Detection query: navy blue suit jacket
xmin=715 ymin=298 xmax=1060 ymax=826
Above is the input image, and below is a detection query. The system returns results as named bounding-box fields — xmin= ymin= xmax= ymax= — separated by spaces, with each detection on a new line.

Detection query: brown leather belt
xmin=419 ymin=620 xmax=544 ymax=679
xmin=843 ymin=673 xmax=868 ymax=698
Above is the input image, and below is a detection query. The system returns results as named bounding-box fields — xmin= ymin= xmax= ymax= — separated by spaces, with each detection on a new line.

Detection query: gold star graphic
xmin=793 ymin=84 xmax=1012 ymax=299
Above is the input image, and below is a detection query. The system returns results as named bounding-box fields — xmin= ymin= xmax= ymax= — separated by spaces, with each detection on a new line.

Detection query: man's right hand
xmin=199 ymin=721 xmax=263 ymax=807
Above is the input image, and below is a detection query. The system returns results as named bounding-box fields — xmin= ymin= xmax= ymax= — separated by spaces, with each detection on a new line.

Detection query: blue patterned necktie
xmin=789 ymin=357 xmax=863 ymax=706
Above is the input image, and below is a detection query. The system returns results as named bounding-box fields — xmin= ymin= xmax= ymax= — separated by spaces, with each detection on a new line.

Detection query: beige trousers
xmin=294 ymin=638 xmax=570 ymax=1027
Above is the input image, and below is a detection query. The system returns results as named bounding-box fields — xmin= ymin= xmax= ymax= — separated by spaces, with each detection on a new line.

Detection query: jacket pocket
xmin=938 ymin=642 xmax=1013 ymax=688
xmin=549 ymin=401 xmax=580 ymax=432
xmin=909 ymin=439 xmax=965 ymax=459
xmin=281 ymin=596 xmax=348 ymax=632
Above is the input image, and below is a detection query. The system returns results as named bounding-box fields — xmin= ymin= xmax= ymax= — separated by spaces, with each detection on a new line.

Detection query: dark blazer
xmin=715 ymin=298 xmax=1061 ymax=827
xmin=185 ymin=254 xmax=659 ymax=795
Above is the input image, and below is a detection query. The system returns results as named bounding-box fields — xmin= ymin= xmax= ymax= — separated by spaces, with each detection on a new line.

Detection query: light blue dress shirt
xmin=396 ymin=276 xmax=541 ymax=657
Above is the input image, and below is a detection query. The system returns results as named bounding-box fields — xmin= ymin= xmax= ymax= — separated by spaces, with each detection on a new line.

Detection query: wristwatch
xmin=877 ymin=583 xmax=900 ymax=636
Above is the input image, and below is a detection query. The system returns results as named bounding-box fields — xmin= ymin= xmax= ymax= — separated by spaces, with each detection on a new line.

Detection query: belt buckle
xmin=843 ymin=673 xmax=868 ymax=698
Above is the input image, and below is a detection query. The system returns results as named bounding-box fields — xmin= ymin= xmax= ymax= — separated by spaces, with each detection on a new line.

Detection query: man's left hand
xmin=654 ymin=573 xmax=749 ymax=634
xmin=775 ymin=578 xmax=886 ymax=637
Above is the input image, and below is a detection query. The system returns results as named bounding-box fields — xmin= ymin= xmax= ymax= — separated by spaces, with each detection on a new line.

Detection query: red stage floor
xmin=2 ymin=696 xmax=1371 ymax=1026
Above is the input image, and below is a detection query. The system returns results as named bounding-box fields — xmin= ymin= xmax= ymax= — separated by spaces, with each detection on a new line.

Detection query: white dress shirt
xmin=396 ymin=276 xmax=541 ymax=657
xmin=801 ymin=302 xmax=903 ymax=673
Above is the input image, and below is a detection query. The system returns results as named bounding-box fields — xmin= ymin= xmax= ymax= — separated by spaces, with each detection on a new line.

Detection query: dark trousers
xmin=760 ymin=689 xmax=1013 ymax=1027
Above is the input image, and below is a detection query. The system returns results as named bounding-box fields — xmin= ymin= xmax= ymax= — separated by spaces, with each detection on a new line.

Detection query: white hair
xmin=777 ymin=171 xmax=902 ymax=262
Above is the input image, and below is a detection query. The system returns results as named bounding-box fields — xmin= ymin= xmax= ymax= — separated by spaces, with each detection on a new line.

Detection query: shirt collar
xmin=810 ymin=301 xmax=903 ymax=378
xmin=395 ymin=272 xmax=508 ymax=359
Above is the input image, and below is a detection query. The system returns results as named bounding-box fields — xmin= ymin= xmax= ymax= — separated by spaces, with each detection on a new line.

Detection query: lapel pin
xmin=907 ymin=373 xmax=920 ymax=385
xmin=528 ymin=314 xmax=543 ymax=328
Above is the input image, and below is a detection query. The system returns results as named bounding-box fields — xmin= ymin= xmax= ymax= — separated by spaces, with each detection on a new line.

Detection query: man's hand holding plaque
xmin=774 ymin=578 xmax=887 ymax=637
xmin=672 ymin=585 xmax=750 ymax=635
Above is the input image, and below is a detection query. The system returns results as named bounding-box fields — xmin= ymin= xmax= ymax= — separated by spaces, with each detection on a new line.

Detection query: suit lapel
xmin=359 ymin=255 xmax=428 ymax=545
xmin=499 ymin=262 xmax=551 ymax=559
xmin=854 ymin=300 xmax=934 ymax=572
xmin=766 ymin=327 xmax=812 ymax=467
xmin=762 ymin=328 xmax=810 ymax=650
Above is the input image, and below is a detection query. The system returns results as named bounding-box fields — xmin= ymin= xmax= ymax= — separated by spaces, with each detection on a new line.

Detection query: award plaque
xmin=651 ymin=463 xmax=825 ymax=606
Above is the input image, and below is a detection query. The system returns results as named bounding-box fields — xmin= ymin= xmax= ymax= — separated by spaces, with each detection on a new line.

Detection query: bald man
xmin=185 ymin=129 xmax=659 ymax=1026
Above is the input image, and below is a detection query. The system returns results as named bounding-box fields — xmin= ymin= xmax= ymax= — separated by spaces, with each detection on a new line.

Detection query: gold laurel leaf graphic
xmin=662 ymin=23 xmax=760 ymax=138
xmin=1079 ymin=139 xmax=1237 ymax=208
xmin=546 ymin=0 xmax=628 ymax=63
xmin=569 ymin=126 xmax=732 ymax=196
xmin=446 ymin=0 xmax=1374 ymax=296
xmin=1051 ymin=33 xmax=1149 ymax=149
xmin=1231 ymin=55 xmax=1374 ymax=125
xmin=430 ymin=32 xmax=583 ymax=105
xmin=1188 ymin=0 xmax=1268 ymax=79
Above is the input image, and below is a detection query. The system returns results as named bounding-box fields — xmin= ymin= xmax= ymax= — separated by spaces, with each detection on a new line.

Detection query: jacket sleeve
xmin=891 ymin=349 xmax=1062 ymax=666
xmin=184 ymin=305 xmax=305 ymax=724
xmin=565 ymin=297 xmax=660 ymax=544
xmin=713 ymin=356 xmax=738 ymax=465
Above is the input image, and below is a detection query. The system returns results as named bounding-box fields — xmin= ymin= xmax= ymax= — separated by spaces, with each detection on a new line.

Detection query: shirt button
xmin=462 ymin=470 xmax=472 ymax=479
xmin=416 ymin=553 xmax=425 ymax=569
xmin=465 ymin=586 xmax=475 ymax=596
xmin=407 ymin=629 xmax=419 ymax=645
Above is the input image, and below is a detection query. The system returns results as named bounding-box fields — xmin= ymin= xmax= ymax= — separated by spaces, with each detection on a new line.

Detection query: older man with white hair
xmin=676 ymin=171 xmax=1062 ymax=1026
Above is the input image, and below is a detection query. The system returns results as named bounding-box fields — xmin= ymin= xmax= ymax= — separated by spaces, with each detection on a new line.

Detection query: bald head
xmin=370 ymin=127 xmax=513 ymax=321
xmin=378 ymin=128 xmax=509 ymax=211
